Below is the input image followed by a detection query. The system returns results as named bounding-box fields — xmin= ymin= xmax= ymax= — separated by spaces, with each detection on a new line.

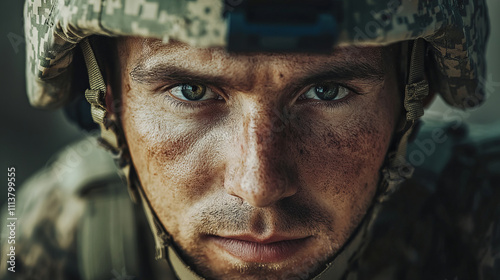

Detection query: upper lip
xmin=213 ymin=234 xmax=310 ymax=244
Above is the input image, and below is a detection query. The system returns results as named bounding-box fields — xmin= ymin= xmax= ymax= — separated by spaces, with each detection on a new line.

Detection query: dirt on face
xmin=117 ymin=37 xmax=401 ymax=280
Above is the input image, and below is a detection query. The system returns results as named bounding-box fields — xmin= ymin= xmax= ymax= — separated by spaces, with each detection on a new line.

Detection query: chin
xmin=177 ymin=234 xmax=339 ymax=280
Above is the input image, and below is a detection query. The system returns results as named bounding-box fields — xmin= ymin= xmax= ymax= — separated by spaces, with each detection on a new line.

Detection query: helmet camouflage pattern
xmin=25 ymin=0 xmax=489 ymax=110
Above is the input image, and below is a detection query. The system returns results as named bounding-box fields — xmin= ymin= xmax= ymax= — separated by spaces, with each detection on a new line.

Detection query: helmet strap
xmin=378 ymin=38 xmax=429 ymax=202
xmin=80 ymin=38 xmax=138 ymax=200
xmin=80 ymin=37 xmax=184 ymax=272
xmin=80 ymin=38 xmax=119 ymax=148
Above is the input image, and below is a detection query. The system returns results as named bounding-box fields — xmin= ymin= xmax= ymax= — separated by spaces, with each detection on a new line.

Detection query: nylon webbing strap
xmin=80 ymin=39 xmax=106 ymax=92
xmin=80 ymin=38 xmax=176 ymax=271
xmin=379 ymin=38 xmax=428 ymax=201
xmin=80 ymin=38 xmax=119 ymax=151
xmin=80 ymin=39 xmax=106 ymax=122
xmin=135 ymin=177 xmax=171 ymax=260
xmin=395 ymin=38 xmax=429 ymax=162
xmin=168 ymin=247 xmax=204 ymax=280
xmin=80 ymin=38 xmax=140 ymax=201
xmin=404 ymin=38 xmax=428 ymax=122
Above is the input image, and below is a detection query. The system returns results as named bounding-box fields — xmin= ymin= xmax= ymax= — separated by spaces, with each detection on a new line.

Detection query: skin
xmin=115 ymin=37 xmax=402 ymax=280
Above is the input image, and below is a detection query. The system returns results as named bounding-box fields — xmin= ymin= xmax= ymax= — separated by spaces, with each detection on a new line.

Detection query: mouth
xmin=207 ymin=234 xmax=312 ymax=263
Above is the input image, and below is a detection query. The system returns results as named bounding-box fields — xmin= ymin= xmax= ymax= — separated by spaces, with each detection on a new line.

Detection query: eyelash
xmin=159 ymin=82 xmax=362 ymax=111
xmin=297 ymin=83 xmax=361 ymax=110
xmin=163 ymin=95 xmax=208 ymax=110
xmin=158 ymin=84 xmax=221 ymax=110
xmin=304 ymin=93 xmax=355 ymax=110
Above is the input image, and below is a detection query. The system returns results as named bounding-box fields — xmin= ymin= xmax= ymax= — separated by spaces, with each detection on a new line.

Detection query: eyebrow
xmin=130 ymin=60 xmax=385 ymax=88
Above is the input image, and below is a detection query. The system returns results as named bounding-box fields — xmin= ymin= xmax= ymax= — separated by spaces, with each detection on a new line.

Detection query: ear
xmin=103 ymin=54 xmax=122 ymax=117
xmin=105 ymin=77 xmax=115 ymax=114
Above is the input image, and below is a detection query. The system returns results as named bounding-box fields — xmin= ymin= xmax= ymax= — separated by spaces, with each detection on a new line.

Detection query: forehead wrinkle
xmin=131 ymin=37 xmax=384 ymax=71
xmin=128 ymin=38 xmax=386 ymax=94
xmin=129 ymin=40 xmax=262 ymax=92
xmin=131 ymin=53 xmax=260 ymax=93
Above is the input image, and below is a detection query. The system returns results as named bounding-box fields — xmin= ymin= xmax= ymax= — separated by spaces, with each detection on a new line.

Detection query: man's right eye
xmin=169 ymin=84 xmax=220 ymax=101
xmin=301 ymin=84 xmax=350 ymax=101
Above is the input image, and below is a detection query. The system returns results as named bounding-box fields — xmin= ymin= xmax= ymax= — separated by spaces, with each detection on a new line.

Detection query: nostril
xmin=223 ymin=153 xmax=299 ymax=207
xmin=245 ymin=190 xmax=284 ymax=208
xmin=240 ymin=177 xmax=293 ymax=207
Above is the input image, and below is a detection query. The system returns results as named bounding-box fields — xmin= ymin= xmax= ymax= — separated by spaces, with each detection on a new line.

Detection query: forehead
xmin=118 ymin=37 xmax=386 ymax=75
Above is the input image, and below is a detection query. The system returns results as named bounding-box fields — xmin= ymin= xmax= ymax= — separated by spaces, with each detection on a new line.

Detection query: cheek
xmin=296 ymin=114 xmax=389 ymax=196
xmin=121 ymin=90 xmax=227 ymax=234
xmin=291 ymin=93 xmax=396 ymax=230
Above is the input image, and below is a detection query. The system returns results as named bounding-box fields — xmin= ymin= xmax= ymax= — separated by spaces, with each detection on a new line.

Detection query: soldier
xmin=1 ymin=0 xmax=499 ymax=279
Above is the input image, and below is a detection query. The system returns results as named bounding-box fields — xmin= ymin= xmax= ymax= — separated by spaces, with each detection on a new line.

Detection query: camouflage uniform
xmin=1 ymin=137 xmax=174 ymax=280
xmin=1 ymin=0 xmax=497 ymax=279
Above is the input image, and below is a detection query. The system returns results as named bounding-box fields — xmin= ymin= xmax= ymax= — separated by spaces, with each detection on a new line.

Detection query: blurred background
xmin=0 ymin=1 xmax=499 ymax=208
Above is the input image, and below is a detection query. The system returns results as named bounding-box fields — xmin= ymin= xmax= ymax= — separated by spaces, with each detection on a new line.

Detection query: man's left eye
xmin=169 ymin=84 xmax=220 ymax=101
xmin=302 ymin=84 xmax=350 ymax=101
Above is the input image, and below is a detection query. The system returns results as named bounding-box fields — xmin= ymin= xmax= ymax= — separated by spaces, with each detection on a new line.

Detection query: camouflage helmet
xmin=25 ymin=0 xmax=489 ymax=110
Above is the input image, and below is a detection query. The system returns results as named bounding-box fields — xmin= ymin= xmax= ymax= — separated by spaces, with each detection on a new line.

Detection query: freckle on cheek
xmin=316 ymin=117 xmax=388 ymax=195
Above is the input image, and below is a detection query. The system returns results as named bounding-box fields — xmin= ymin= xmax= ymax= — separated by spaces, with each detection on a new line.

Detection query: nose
xmin=225 ymin=106 xmax=298 ymax=207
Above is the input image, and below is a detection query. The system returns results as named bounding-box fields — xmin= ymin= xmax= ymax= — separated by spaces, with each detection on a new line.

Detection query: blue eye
xmin=169 ymin=84 xmax=219 ymax=101
xmin=303 ymin=84 xmax=350 ymax=101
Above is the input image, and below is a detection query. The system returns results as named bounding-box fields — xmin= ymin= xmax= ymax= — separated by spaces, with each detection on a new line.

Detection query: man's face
xmin=117 ymin=37 xmax=401 ymax=279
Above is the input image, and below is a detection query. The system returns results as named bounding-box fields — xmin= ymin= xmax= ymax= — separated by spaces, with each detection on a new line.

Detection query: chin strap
xmin=80 ymin=36 xmax=429 ymax=279
xmin=133 ymin=172 xmax=203 ymax=279
xmin=80 ymin=39 xmax=120 ymax=152
xmin=80 ymin=37 xmax=194 ymax=278
xmin=168 ymin=247 xmax=204 ymax=280
xmin=378 ymin=38 xmax=429 ymax=203
xmin=80 ymin=37 xmax=172 ymax=256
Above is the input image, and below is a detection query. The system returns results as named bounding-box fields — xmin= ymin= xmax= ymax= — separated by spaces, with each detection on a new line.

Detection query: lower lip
xmin=209 ymin=236 xmax=310 ymax=263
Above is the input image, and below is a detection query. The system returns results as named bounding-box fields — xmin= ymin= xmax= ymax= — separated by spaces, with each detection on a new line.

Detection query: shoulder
xmin=352 ymin=120 xmax=500 ymax=279
xmin=0 ymin=137 xmax=121 ymax=280
xmin=409 ymin=120 xmax=500 ymax=278
xmin=1 ymin=137 xmax=176 ymax=280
